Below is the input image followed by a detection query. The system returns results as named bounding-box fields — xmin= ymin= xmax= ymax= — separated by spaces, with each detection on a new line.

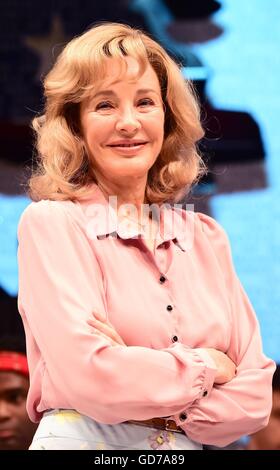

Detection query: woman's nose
xmin=115 ymin=107 xmax=141 ymax=133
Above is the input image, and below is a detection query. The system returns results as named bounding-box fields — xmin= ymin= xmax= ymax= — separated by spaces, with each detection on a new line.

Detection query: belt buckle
xmin=164 ymin=419 xmax=181 ymax=433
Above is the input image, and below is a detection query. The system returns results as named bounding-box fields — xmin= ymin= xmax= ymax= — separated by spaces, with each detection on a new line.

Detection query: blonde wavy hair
xmin=28 ymin=22 xmax=206 ymax=204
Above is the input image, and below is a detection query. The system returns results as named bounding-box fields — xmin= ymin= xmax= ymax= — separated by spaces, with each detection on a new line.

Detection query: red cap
xmin=0 ymin=351 xmax=29 ymax=377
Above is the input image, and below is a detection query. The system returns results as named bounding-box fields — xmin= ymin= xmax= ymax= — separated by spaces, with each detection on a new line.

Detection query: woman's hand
xmin=87 ymin=317 xmax=126 ymax=347
xmin=205 ymin=348 xmax=237 ymax=384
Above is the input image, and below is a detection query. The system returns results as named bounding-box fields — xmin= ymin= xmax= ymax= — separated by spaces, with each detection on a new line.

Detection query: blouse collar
xmin=82 ymin=183 xmax=194 ymax=251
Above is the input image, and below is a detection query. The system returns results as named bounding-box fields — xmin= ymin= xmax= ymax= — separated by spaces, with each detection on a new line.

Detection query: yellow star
xmin=96 ymin=442 xmax=106 ymax=450
xmin=24 ymin=15 xmax=70 ymax=81
xmin=156 ymin=435 xmax=164 ymax=445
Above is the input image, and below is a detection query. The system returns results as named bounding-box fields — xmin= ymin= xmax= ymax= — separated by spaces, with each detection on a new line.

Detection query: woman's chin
xmin=115 ymin=171 xmax=148 ymax=181
xmin=113 ymin=164 xmax=152 ymax=178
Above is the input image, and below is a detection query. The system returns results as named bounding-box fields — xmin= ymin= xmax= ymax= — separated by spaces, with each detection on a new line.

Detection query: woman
xmin=17 ymin=22 xmax=274 ymax=450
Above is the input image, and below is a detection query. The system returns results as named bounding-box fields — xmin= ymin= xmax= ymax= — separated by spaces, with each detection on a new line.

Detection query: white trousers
xmin=29 ymin=409 xmax=202 ymax=450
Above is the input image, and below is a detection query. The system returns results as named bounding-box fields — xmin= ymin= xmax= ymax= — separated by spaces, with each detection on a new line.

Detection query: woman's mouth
xmin=107 ymin=142 xmax=147 ymax=154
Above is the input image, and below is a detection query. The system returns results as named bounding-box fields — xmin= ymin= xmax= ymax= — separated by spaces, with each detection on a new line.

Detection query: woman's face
xmin=80 ymin=57 xmax=165 ymax=185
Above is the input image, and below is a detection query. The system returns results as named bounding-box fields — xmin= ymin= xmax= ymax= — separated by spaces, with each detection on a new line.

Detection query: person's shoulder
xmin=172 ymin=207 xmax=227 ymax=240
xmin=193 ymin=212 xmax=233 ymax=266
xmin=194 ymin=211 xmax=229 ymax=241
xmin=172 ymin=208 xmax=227 ymax=238
xmin=19 ymin=199 xmax=71 ymax=221
xmin=18 ymin=199 xmax=83 ymax=233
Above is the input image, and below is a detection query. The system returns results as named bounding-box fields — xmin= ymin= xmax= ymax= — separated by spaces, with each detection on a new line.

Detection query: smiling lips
xmin=107 ymin=140 xmax=148 ymax=154
xmin=108 ymin=139 xmax=148 ymax=146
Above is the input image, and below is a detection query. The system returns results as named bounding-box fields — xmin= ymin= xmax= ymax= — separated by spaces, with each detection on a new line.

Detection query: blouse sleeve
xmin=178 ymin=213 xmax=275 ymax=447
xmin=17 ymin=201 xmax=217 ymax=423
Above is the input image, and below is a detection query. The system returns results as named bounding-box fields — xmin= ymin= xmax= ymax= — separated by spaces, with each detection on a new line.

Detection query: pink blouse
xmin=17 ymin=183 xmax=275 ymax=447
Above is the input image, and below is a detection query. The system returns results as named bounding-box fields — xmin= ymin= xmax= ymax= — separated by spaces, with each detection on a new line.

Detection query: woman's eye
xmin=95 ymin=101 xmax=114 ymax=110
xmin=138 ymin=98 xmax=154 ymax=107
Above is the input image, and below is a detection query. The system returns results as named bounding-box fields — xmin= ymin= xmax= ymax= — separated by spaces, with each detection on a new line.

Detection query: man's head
xmin=0 ymin=336 xmax=37 ymax=450
xmin=247 ymin=364 xmax=280 ymax=450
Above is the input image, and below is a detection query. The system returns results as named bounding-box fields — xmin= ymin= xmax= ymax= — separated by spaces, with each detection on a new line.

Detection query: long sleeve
xmin=17 ymin=200 xmax=217 ymax=423
xmin=178 ymin=213 xmax=275 ymax=447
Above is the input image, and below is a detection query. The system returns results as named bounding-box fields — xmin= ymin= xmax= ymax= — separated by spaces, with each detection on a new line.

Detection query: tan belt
xmin=127 ymin=418 xmax=184 ymax=434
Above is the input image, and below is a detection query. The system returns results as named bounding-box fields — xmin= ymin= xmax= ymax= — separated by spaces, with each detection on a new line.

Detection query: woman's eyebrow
xmin=92 ymin=88 xmax=159 ymax=99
